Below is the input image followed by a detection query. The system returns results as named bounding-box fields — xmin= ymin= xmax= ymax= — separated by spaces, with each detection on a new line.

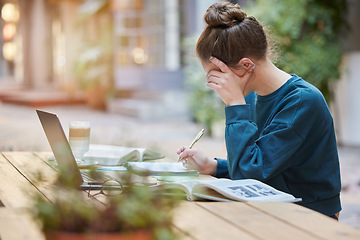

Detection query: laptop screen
xmin=36 ymin=109 xmax=83 ymax=186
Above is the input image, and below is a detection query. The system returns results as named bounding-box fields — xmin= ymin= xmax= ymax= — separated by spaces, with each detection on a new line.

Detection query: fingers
xmin=180 ymin=152 xmax=198 ymax=170
xmin=206 ymin=69 xmax=227 ymax=93
xmin=178 ymin=148 xmax=197 ymax=159
xmin=206 ymin=69 xmax=222 ymax=83
xmin=206 ymin=68 xmax=225 ymax=91
xmin=206 ymin=81 xmax=221 ymax=93
xmin=184 ymin=157 xmax=198 ymax=170
xmin=178 ymin=147 xmax=195 ymax=169
xmin=209 ymin=56 xmax=230 ymax=73
xmin=176 ymin=146 xmax=187 ymax=155
xmin=206 ymin=57 xmax=233 ymax=87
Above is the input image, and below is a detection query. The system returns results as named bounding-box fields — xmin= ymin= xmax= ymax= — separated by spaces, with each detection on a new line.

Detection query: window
xmin=113 ymin=0 xmax=180 ymax=70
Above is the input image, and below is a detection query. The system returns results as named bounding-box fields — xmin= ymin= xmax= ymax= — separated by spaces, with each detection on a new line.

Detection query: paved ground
xmin=0 ymin=102 xmax=359 ymax=229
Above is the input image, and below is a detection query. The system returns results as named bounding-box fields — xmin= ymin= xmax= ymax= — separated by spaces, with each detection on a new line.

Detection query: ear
xmin=238 ymin=58 xmax=256 ymax=72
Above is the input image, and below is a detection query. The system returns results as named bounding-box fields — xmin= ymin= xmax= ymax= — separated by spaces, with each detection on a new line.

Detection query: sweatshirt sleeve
xmin=214 ymin=158 xmax=230 ymax=178
xmin=224 ymin=103 xmax=304 ymax=181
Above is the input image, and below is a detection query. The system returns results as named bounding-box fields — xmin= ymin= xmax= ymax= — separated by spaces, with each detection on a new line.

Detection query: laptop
xmin=36 ymin=109 xmax=115 ymax=190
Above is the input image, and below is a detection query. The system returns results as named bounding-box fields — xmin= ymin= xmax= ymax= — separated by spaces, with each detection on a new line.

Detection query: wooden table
xmin=1 ymin=151 xmax=360 ymax=240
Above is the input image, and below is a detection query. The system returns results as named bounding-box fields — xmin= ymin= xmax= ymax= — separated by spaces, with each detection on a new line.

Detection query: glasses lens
xmin=102 ymin=180 xmax=123 ymax=196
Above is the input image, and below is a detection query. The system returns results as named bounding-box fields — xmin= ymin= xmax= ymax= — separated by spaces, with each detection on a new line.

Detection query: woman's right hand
xmin=177 ymin=146 xmax=218 ymax=175
xmin=206 ymin=57 xmax=253 ymax=106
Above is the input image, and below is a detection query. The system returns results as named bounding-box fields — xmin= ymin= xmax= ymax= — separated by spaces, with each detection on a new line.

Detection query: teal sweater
xmin=215 ymin=74 xmax=341 ymax=216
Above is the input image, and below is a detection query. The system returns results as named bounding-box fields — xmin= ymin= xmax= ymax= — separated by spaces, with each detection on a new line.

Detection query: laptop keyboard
xmin=81 ymin=171 xmax=112 ymax=183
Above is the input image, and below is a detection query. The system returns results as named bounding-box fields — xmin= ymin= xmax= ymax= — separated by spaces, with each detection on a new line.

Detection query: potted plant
xmin=30 ymin=168 xmax=180 ymax=240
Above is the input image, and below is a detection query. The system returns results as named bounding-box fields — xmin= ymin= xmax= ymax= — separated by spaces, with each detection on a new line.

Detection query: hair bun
xmin=204 ymin=2 xmax=247 ymax=28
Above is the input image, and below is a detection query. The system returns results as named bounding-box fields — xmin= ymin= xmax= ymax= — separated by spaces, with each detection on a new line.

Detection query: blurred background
xmin=0 ymin=0 xmax=359 ymax=143
xmin=0 ymin=0 xmax=359 ymax=229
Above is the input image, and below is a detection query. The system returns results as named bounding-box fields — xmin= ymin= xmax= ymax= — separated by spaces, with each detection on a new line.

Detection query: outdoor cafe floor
xmin=0 ymin=102 xmax=359 ymax=230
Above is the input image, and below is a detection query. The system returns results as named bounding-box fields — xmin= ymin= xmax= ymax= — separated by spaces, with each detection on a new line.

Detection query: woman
xmin=178 ymin=1 xmax=341 ymax=219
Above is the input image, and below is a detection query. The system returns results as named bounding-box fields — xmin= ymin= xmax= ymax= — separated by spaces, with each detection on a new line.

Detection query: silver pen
xmin=178 ymin=129 xmax=205 ymax=162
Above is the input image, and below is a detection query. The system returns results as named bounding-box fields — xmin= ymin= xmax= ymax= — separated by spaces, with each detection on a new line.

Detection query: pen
xmin=178 ymin=128 xmax=205 ymax=162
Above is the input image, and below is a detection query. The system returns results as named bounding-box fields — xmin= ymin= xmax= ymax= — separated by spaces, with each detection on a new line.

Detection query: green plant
xmin=73 ymin=0 xmax=114 ymax=104
xmin=30 ymin=168 xmax=180 ymax=239
xmin=74 ymin=44 xmax=113 ymax=91
xmin=246 ymin=0 xmax=348 ymax=102
xmin=183 ymin=36 xmax=225 ymax=137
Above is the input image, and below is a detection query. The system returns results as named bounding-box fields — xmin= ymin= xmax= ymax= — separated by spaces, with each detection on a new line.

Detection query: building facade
xmin=0 ymin=0 xmax=216 ymax=90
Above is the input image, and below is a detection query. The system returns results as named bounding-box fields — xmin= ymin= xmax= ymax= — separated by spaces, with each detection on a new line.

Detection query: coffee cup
xmin=69 ymin=121 xmax=90 ymax=163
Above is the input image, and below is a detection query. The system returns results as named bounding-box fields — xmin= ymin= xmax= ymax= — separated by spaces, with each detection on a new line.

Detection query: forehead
xmin=201 ymin=61 xmax=221 ymax=73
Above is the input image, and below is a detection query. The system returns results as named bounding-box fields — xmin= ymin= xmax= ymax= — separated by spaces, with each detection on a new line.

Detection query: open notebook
xmin=151 ymin=178 xmax=302 ymax=202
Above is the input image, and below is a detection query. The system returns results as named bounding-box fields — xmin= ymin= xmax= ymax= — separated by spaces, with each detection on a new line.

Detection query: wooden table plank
xmin=197 ymin=202 xmax=320 ymax=240
xmin=0 ymin=153 xmax=40 ymax=208
xmin=173 ymin=202 xmax=258 ymax=240
xmin=33 ymin=152 xmax=58 ymax=170
xmin=0 ymin=208 xmax=45 ymax=240
xmin=2 ymin=152 xmax=58 ymax=201
xmin=4 ymin=151 xmax=109 ymax=207
xmin=248 ymin=202 xmax=360 ymax=240
xmin=0 ymin=153 xmax=50 ymax=240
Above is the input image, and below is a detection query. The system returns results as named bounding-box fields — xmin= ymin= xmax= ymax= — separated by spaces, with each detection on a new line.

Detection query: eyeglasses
xmin=86 ymin=180 xmax=123 ymax=199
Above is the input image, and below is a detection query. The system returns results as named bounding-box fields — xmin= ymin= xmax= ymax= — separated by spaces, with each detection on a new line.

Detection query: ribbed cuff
xmin=214 ymin=158 xmax=230 ymax=178
xmin=299 ymin=194 xmax=342 ymax=217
